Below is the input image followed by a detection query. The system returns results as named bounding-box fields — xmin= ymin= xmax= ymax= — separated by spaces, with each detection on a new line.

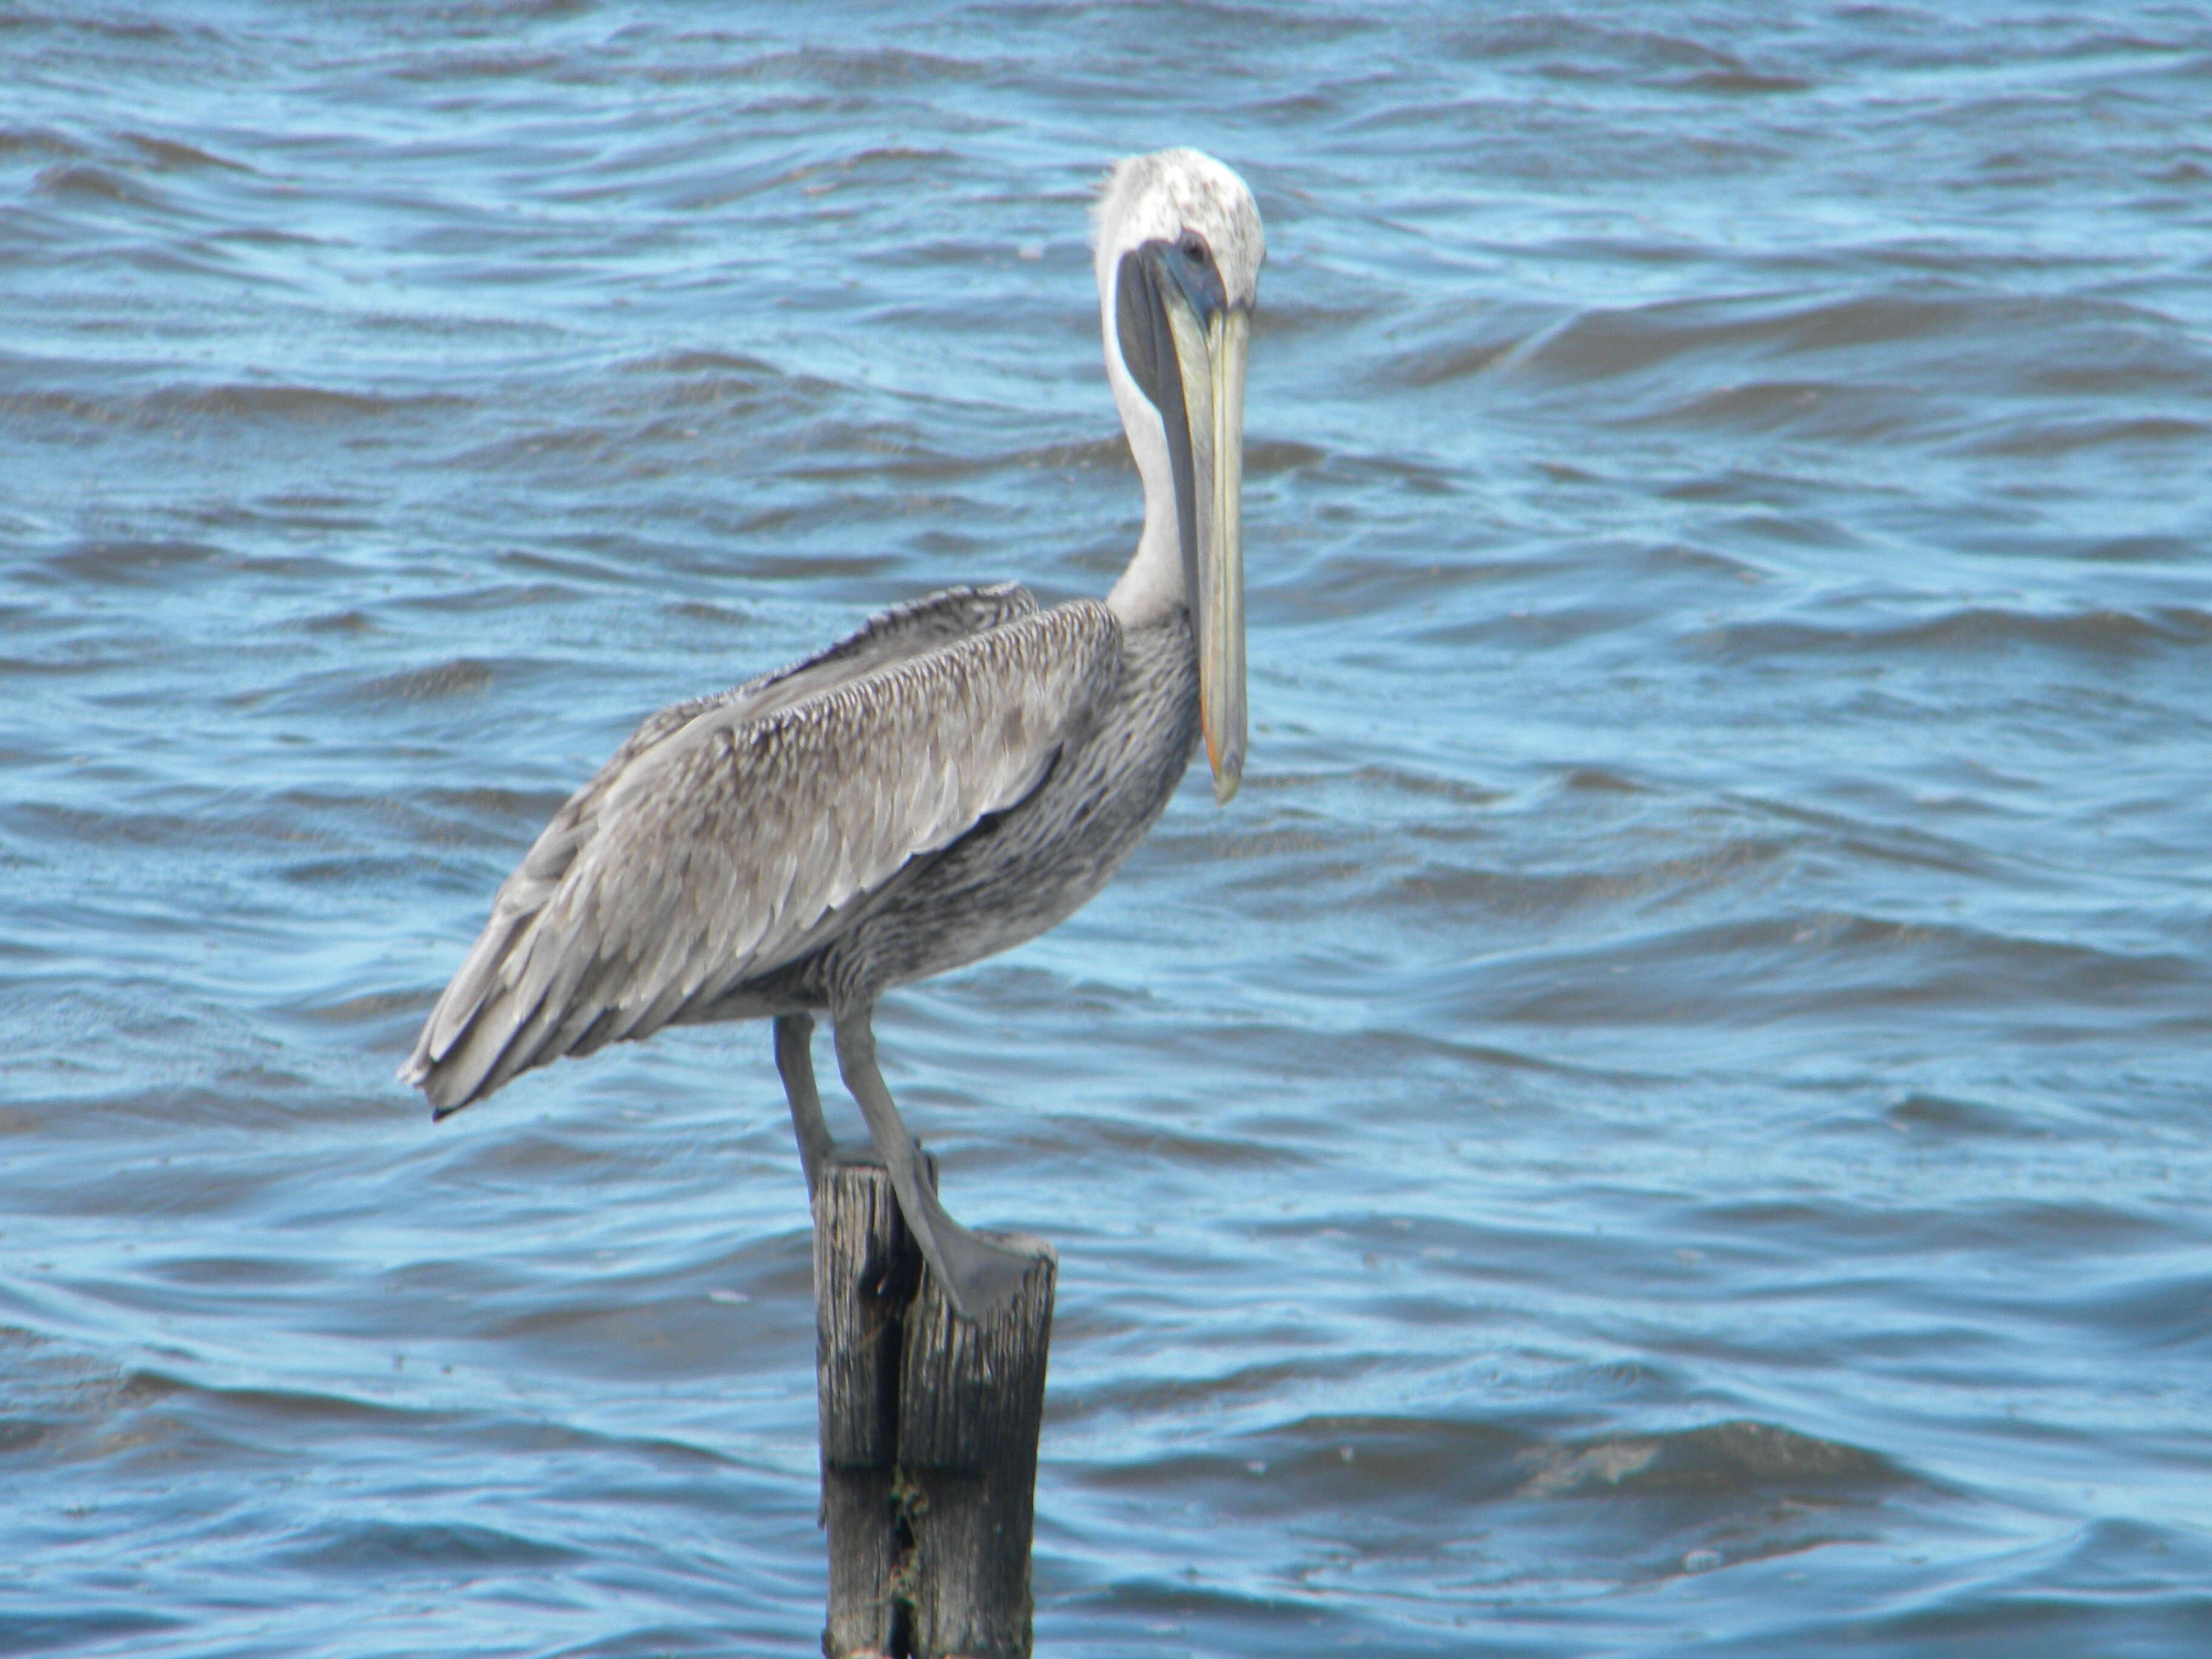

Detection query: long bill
xmin=1164 ymin=297 xmax=1250 ymax=803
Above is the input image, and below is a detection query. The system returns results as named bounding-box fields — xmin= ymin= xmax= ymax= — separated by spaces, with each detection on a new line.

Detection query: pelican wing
xmin=403 ymin=586 xmax=1120 ymax=1111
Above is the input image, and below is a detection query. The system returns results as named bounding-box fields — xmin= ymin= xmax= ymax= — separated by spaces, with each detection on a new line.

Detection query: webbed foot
xmin=928 ymin=1225 xmax=1051 ymax=1323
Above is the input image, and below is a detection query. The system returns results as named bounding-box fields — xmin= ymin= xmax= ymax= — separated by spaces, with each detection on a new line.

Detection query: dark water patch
xmin=273 ymin=1517 xmax=584 ymax=1575
xmin=121 ymin=132 xmax=250 ymax=173
xmin=0 ymin=1337 xmax=141 ymax=1455
xmin=0 ymin=8 xmax=190 ymax=44
xmin=144 ymin=382 xmax=472 ymax=424
xmin=301 ymin=608 xmax=380 ymax=636
xmin=1059 ymin=1353 xmax=1383 ymax=1430
xmin=1373 ymin=835 xmax=1794 ymax=924
xmin=2020 ymin=343 xmax=2212 ymax=398
xmin=1514 ymin=1420 xmax=1902 ymax=1499
xmin=1329 ymin=1022 xmax=1629 ymax=1084
xmin=0 ymin=1343 xmax=190 ymax=1455
xmin=278 ymin=854 xmax=431 ymax=891
xmin=711 ymin=549 xmax=904 ymax=581
xmin=1693 ymin=1196 xmax=2171 ymax=1262
xmin=1015 ymin=435 xmax=1145 ymax=474
xmin=142 ymin=1254 xmax=328 ymax=1291
xmin=2071 ymin=1270 xmax=2212 ymax=1353
xmin=33 ymin=161 xmax=172 ymax=210
xmin=189 ymin=490 xmax=380 ymax=533
xmin=1660 ymin=464 xmax=1834 ymax=506
xmin=1084 ymin=1413 xmax=1527 ymax=1508
xmin=392 ymin=578 xmax=583 ymax=615
xmin=210 ymin=224 xmax=338 ymax=255
xmin=1689 ymin=604 xmax=2212 ymax=665
xmin=15 ymin=1154 xmax=281 ymax=1222
xmin=0 ymin=124 xmax=90 ymax=162
xmin=1669 ymin=68 xmax=1814 ymax=95
xmin=1343 ymin=763 xmax=1511 ymax=808
xmin=184 ymin=1379 xmax=514 ymax=1435
xmin=1445 ymin=13 xmax=1743 ymax=73
xmin=1070 ymin=1118 xmax=1318 ymax=1173
xmin=784 ymin=431 xmax=1130 ymax=489
xmin=1511 ymin=289 xmax=2174 ymax=403
xmin=394 ymin=783 xmax=572 ymax=843
xmin=1627 ymin=377 xmax=1926 ymax=441
xmin=41 ymin=537 xmax=221 ymax=587
xmin=1968 ymin=414 xmax=2210 ymax=458
xmin=719 ymin=44 xmax=993 ymax=91
xmin=1456 ymin=908 xmax=2204 ymax=1033
xmin=478 ymin=1276 xmax=813 ymax=1381
xmin=1245 ymin=437 xmax=1327 ymax=477
xmin=1385 ymin=321 xmax=1541 ymax=390
xmin=1886 ymin=1091 xmax=2036 ymax=1139
xmin=7 ymin=1060 xmax=347 ymax=1140
xmin=1512 ymin=295 xmax=1931 ymax=386
xmin=1254 ymin=295 xmax=1393 ymax=343
xmin=0 ymin=386 xmax=139 ymax=432
xmin=1419 ymin=599 xmax=1661 ymax=651
xmin=1298 ymin=545 xmax=1529 ymax=617
xmin=2063 ymin=532 xmax=2200 ymax=565
xmin=1768 ymin=293 xmax=2029 ymax=355
xmin=6 ymin=799 xmax=341 ymax=859
xmin=441 ymin=1125 xmax=630 ymax=1179
xmin=1721 ymin=509 xmax=1854 ymax=551
xmin=357 ymin=658 xmax=497 ymax=702
xmin=385 ymin=47 xmax=571 ymax=84
xmin=8 ymin=381 xmax=469 ymax=437
xmin=663 ymin=598 xmax=752 ymax=628
xmin=1071 ymin=1411 xmax=1910 ymax=1608
xmin=0 ymin=1610 xmax=189 ymax=1654
xmin=447 ymin=420 xmax=711 ymax=478
xmin=620 ymin=346 xmax=784 ymax=382
xmin=1643 ymin=537 xmax=1784 ymax=580
xmin=1734 ymin=794 xmax=2002 ymax=879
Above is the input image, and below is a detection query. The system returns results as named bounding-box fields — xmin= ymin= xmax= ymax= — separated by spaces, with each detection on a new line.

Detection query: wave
xmin=1690 ymin=603 xmax=2212 ymax=663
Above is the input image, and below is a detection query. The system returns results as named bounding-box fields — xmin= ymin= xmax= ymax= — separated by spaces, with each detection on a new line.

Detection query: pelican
xmin=401 ymin=149 xmax=1262 ymax=1321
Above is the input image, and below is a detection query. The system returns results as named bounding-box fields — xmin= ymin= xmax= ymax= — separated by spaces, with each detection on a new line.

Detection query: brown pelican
xmin=401 ymin=149 xmax=1262 ymax=1321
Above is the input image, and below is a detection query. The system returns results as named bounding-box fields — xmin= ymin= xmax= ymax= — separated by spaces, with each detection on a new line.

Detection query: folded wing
xmin=402 ymin=586 xmax=1121 ymax=1112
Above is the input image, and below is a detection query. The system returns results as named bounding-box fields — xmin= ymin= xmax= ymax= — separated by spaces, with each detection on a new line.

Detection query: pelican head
xmin=1094 ymin=149 xmax=1264 ymax=803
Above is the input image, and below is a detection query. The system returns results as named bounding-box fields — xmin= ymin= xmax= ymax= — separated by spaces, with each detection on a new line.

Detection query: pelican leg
xmin=830 ymin=1002 xmax=1042 ymax=1322
xmin=774 ymin=1013 xmax=836 ymax=1196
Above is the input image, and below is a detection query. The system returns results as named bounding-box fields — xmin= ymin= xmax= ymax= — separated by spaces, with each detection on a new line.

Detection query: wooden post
xmin=816 ymin=1158 xmax=917 ymax=1659
xmin=813 ymin=1157 xmax=1056 ymax=1659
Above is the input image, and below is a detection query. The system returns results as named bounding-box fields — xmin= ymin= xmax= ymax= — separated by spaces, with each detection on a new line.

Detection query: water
xmin=5 ymin=3 xmax=2211 ymax=1653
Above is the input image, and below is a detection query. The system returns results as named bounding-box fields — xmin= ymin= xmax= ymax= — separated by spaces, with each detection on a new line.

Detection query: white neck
xmin=1100 ymin=286 xmax=1185 ymax=628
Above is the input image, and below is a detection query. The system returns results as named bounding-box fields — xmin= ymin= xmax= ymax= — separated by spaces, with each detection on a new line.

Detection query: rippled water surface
xmin=7 ymin=4 xmax=2212 ymax=1654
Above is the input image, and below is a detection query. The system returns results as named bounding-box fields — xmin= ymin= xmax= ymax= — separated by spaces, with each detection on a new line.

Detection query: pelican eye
xmin=1180 ymin=232 xmax=1209 ymax=265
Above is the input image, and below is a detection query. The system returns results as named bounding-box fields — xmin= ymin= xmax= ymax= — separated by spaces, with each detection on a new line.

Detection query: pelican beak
xmin=1164 ymin=297 xmax=1250 ymax=803
xmin=1115 ymin=238 xmax=1253 ymax=802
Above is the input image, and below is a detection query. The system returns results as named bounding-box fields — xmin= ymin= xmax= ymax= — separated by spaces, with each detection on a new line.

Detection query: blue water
xmin=5 ymin=4 xmax=2212 ymax=1654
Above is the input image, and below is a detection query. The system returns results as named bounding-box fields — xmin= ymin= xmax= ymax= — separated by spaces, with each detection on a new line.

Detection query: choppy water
xmin=7 ymin=3 xmax=2212 ymax=1654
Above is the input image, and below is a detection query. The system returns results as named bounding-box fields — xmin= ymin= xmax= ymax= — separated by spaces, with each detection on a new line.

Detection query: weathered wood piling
xmin=813 ymin=1156 xmax=1056 ymax=1659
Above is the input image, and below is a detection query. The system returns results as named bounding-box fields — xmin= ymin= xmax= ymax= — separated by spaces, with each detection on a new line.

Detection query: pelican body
xmin=403 ymin=150 xmax=1264 ymax=1319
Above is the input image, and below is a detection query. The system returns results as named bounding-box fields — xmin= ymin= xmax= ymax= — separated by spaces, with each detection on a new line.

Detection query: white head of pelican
xmin=1096 ymin=147 xmax=1264 ymax=800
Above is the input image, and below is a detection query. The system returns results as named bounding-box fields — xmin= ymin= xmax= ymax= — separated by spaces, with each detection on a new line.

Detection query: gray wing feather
xmin=401 ymin=586 xmax=1119 ymax=1112
xmin=413 ymin=584 xmax=1035 ymax=1070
